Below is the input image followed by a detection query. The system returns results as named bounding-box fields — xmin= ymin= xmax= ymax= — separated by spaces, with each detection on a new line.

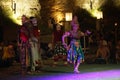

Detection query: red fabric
xmin=20 ymin=32 xmax=28 ymax=42
xmin=33 ymin=28 xmax=40 ymax=37
xmin=53 ymin=30 xmax=64 ymax=43
xmin=53 ymin=55 xmax=59 ymax=61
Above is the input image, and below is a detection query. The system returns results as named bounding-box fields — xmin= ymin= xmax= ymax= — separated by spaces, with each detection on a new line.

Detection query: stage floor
xmin=0 ymin=63 xmax=120 ymax=80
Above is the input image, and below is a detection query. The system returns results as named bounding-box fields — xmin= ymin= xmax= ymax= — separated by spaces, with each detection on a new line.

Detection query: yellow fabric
xmin=2 ymin=47 xmax=11 ymax=59
xmin=2 ymin=46 xmax=14 ymax=60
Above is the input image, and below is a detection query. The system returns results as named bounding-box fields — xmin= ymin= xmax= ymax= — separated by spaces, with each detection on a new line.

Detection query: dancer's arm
xmin=62 ymin=32 xmax=70 ymax=48
xmin=80 ymin=30 xmax=91 ymax=36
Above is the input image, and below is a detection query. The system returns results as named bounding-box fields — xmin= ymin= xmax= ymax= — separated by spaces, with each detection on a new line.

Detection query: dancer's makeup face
xmin=56 ymin=24 xmax=61 ymax=30
xmin=73 ymin=24 xmax=79 ymax=31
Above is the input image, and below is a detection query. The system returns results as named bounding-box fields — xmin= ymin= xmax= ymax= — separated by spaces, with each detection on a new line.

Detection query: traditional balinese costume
xmin=67 ymin=30 xmax=84 ymax=65
xmin=18 ymin=21 xmax=32 ymax=74
xmin=29 ymin=17 xmax=41 ymax=72
xmin=53 ymin=27 xmax=67 ymax=66
xmin=29 ymin=36 xmax=40 ymax=71
xmin=62 ymin=15 xmax=85 ymax=73
xmin=30 ymin=28 xmax=41 ymax=71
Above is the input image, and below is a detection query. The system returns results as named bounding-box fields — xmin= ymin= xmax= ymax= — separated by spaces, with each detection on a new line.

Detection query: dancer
xmin=18 ymin=15 xmax=32 ymax=75
xmin=62 ymin=16 xmax=85 ymax=73
xmin=52 ymin=24 xmax=67 ymax=67
xmin=29 ymin=17 xmax=41 ymax=72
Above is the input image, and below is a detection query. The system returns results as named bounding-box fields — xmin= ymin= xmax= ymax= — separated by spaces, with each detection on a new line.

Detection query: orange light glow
xmin=0 ymin=0 xmax=41 ymax=25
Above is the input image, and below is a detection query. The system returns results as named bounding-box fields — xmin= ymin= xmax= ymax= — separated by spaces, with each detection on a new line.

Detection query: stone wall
xmin=39 ymin=0 xmax=76 ymax=25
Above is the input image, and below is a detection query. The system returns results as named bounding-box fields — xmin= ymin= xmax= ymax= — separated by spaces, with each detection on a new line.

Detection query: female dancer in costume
xmin=52 ymin=24 xmax=67 ymax=67
xmin=62 ymin=16 xmax=85 ymax=73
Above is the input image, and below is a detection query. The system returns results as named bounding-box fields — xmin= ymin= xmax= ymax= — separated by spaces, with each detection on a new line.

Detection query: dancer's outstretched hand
xmin=85 ymin=30 xmax=91 ymax=35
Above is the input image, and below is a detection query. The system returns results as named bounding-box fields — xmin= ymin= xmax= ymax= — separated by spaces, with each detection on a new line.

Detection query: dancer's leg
xmin=74 ymin=60 xmax=80 ymax=73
